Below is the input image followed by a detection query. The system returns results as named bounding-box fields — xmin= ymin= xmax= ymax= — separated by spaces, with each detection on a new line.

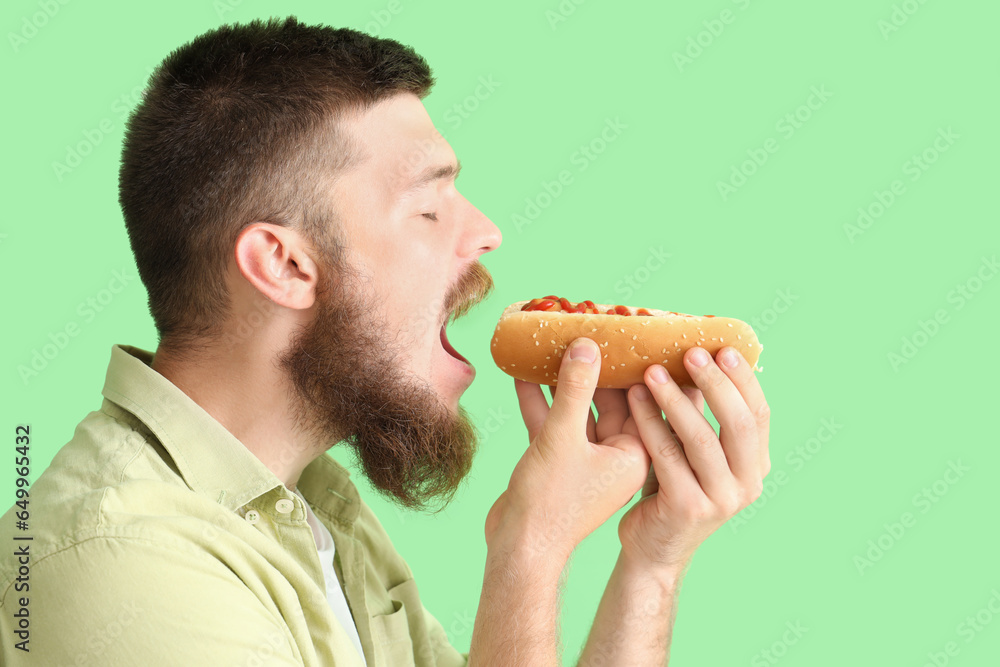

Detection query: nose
xmin=460 ymin=196 xmax=502 ymax=258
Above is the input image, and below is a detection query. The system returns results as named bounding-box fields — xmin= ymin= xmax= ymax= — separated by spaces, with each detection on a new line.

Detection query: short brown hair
xmin=118 ymin=16 xmax=434 ymax=349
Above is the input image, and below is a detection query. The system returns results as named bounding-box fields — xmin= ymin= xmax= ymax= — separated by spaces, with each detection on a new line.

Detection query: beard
xmin=278 ymin=247 xmax=494 ymax=512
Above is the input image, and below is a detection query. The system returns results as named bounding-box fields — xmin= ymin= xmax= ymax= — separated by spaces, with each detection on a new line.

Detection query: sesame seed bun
xmin=490 ymin=301 xmax=763 ymax=388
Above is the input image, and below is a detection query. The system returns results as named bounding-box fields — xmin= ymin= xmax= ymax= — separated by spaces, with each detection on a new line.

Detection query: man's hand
xmin=618 ymin=344 xmax=771 ymax=576
xmin=470 ymin=338 xmax=650 ymax=666
xmin=573 ymin=344 xmax=770 ymax=666
xmin=471 ymin=340 xmax=769 ymax=667
xmin=484 ymin=337 xmax=651 ymax=561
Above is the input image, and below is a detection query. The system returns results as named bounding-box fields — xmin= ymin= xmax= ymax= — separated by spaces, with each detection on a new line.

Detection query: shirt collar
xmin=298 ymin=449 xmax=361 ymax=527
xmin=100 ymin=344 xmax=358 ymax=523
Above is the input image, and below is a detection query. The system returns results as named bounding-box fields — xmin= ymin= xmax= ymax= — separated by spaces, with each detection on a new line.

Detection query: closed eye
xmin=422 ymin=212 xmax=438 ymax=221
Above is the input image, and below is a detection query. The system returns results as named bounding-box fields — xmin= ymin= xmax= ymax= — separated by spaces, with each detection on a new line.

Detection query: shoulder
xmin=0 ymin=405 xmax=242 ymax=592
xmin=0 ymin=535 xmax=302 ymax=666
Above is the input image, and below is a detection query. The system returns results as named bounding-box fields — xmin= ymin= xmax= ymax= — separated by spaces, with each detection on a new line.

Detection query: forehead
xmin=339 ymin=93 xmax=455 ymax=193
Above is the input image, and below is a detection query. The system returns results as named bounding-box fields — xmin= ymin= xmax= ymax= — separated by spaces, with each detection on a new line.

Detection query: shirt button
xmin=275 ymin=498 xmax=295 ymax=514
xmin=245 ymin=509 xmax=260 ymax=524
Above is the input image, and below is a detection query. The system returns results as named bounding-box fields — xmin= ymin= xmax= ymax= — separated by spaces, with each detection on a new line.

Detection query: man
xmin=0 ymin=17 xmax=770 ymax=666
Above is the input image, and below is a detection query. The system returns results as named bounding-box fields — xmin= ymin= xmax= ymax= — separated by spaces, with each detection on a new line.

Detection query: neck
xmin=150 ymin=338 xmax=329 ymax=490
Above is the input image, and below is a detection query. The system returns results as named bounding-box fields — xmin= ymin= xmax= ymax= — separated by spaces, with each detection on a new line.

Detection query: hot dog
xmin=490 ymin=296 xmax=764 ymax=388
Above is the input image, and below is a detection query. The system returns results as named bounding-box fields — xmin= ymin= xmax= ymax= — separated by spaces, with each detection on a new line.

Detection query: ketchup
xmin=520 ymin=296 xmax=668 ymax=317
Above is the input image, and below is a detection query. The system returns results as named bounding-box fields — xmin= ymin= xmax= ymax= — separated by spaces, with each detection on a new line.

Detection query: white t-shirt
xmin=293 ymin=486 xmax=368 ymax=665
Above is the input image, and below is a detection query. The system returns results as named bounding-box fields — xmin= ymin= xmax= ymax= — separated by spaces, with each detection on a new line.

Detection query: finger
xmin=627 ymin=383 xmax=701 ymax=498
xmin=622 ymin=414 xmax=638 ymax=439
xmin=640 ymin=462 xmax=659 ymax=499
xmin=716 ymin=346 xmax=771 ymax=476
xmin=514 ymin=379 xmax=549 ymax=442
xmin=643 ymin=362 xmax=733 ymax=499
xmin=544 ymin=338 xmax=602 ymax=445
xmin=549 ymin=385 xmax=598 ymax=442
xmin=593 ymin=388 xmax=631 ymax=442
xmin=681 ymin=386 xmax=704 ymax=414
xmin=663 ymin=387 xmax=703 ymax=441
xmin=598 ymin=430 xmax=652 ymax=481
xmin=683 ymin=347 xmax=760 ymax=483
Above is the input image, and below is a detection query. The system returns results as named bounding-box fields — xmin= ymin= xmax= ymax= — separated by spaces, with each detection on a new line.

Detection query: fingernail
xmin=720 ymin=348 xmax=739 ymax=368
xmin=569 ymin=339 xmax=597 ymax=363
xmin=689 ymin=347 xmax=709 ymax=367
xmin=649 ymin=365 xmax=669 ymax=384
xmin=632 ymin=385 xmax=650 ymax=401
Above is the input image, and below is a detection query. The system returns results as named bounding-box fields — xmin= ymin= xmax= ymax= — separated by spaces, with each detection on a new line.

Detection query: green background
xmin=3 ymin=0 xmax=999 ymax=664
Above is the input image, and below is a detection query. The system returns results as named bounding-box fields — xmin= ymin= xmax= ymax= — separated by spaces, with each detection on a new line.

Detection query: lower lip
xmin=440 ymin=326 xmax=475 ymax=380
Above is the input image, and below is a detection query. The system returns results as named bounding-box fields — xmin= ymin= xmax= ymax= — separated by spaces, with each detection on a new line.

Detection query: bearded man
xmin=0 ymin=17 xmax=771 ymax=666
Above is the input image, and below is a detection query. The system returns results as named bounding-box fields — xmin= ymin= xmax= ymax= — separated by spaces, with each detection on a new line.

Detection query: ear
xmin=234 ymin=223 xmax=319 ymax=310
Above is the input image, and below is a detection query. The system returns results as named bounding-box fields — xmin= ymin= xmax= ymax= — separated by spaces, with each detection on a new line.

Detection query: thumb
xmin=544 ymin=338 xmax=601 ymax=442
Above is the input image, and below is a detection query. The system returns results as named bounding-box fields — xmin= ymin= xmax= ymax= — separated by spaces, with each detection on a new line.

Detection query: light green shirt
xmin=0 ymin=344 xmax=470 ymax=666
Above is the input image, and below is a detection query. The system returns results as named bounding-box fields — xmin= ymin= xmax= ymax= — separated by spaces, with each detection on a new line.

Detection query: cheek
xmin=347 ymin=216 xmax=451 ymax=365
xmin=378 ymin=261 xmax=445 ymax=367
xmin=384 ymin=242 xmax=450 ymax=324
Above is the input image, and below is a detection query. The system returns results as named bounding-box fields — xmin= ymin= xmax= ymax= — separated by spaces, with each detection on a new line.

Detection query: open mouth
xmin=440 ymin=323 xmax=470 ymax=365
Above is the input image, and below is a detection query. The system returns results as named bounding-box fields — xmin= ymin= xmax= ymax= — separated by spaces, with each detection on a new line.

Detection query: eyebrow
xmin=400 ymin=159 xmax=462 ymax=196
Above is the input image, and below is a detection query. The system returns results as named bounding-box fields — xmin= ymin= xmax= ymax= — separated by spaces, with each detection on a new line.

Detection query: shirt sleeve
xmin=0 ymin=535 xmax=304 ymax=667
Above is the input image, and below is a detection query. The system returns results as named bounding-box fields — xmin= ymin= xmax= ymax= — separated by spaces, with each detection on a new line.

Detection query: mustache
xmin=444 ymin=262 xmax=494 ymax=325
